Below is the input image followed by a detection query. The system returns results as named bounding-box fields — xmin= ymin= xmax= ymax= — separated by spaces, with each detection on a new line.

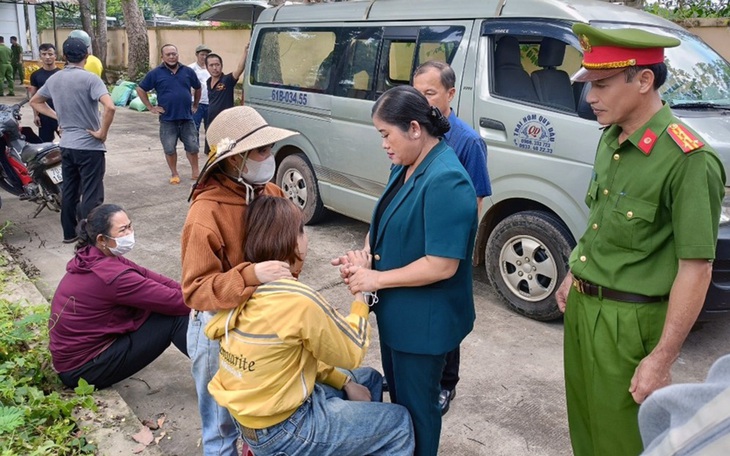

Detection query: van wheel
xmin=486 ymin=211 xmax=573 ymax=321
xmin=277 ymin=153 xmax=327 ymax=224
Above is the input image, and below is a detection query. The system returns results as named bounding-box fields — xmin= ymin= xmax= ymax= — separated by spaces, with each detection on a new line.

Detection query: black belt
xmin=572 ymin=277 xmax=667 ymax=304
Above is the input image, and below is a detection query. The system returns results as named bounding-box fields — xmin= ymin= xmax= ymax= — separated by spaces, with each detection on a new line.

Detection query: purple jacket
xmin=49 ymin=245 xmax=189 ymax=373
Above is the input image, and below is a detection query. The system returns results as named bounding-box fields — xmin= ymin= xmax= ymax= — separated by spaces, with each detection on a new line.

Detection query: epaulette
xmin=667 ymin=123 xmax=704 ymax=154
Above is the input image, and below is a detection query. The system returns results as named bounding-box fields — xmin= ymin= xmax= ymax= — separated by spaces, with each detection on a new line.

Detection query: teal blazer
xmin=369 ymin=140 xmax=477 ymax=355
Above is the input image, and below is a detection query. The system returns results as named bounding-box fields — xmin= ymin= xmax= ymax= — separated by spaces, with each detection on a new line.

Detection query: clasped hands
xmin=330 ymin=249 xmax=377 ymax=295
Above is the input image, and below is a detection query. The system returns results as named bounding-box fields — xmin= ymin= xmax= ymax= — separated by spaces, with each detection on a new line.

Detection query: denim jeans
xmin=188 ymin=311 xmax=239 ymax=456
xmin=192 ymin=103 xmax=210 ymax=153
xmin=192 ymin=103 xmax=209 ymax=133
xmin=240 ymin=367 xmax=415 ymax=456
xmin=159 ymin=119 xmax=199 ymax=155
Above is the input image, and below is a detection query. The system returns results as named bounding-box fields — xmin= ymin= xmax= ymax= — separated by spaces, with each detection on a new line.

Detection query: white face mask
xmin=239 ymin=155 xmax=276 ymax=185
xmin=107 ymin=232 xmax=135 ymax=256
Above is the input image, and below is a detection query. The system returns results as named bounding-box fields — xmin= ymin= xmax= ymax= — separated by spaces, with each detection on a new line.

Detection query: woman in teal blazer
xmin=346 ymin=86 xmax=477 ymax=456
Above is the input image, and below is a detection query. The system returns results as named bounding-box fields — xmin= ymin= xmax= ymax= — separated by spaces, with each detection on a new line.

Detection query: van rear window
xmin=253 ymin=29 xmax=337 ymax=92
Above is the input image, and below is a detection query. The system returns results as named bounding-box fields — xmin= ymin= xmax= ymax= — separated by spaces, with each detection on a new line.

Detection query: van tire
xmin=486 ymin=211 xmax=573 ymax=321
xmin=277 ymin=153 xmax=327 ymax=224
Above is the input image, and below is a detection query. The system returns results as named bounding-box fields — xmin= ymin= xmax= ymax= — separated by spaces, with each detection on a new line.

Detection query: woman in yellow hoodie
xmin=206 ymin=196 xmax=415 ymax=456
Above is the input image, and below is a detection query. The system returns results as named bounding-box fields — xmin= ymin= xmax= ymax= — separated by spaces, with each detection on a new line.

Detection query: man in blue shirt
xmin=414 ymin=60 xmax=491 ymax=415
xmin=136 ymin=44 xmax=201 ymax=185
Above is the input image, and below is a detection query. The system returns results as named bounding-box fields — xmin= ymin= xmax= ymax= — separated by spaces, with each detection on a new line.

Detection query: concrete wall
xmin=39 ymin=27 xmax=251 ymax=80
xmin=680 ymin=19 xmax=730 ymax=62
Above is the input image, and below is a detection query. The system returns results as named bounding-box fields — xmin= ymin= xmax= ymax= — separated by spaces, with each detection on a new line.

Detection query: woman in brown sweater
xmin=180 ymin=106 xmax=297 ymax=456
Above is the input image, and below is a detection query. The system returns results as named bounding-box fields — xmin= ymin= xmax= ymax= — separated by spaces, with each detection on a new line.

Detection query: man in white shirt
xmin=189 ymin=44 xmax=211 ymax=148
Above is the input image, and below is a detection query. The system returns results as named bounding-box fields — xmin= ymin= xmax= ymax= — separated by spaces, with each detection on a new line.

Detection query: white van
xmin=202 ymin=0 xmax=730 ymax=321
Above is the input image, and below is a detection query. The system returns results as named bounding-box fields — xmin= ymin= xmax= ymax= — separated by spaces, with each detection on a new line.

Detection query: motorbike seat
xmin=20 ymin=142 xmax=59 ymax=162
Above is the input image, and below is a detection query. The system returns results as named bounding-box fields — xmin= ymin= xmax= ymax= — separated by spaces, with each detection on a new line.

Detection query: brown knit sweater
xmin=181 ymin=173 xmax=285 ymax=311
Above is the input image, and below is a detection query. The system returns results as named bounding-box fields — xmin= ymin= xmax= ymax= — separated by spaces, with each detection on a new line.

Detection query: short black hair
xmin=10 ymin=36 xmax=17 ymax=42
xmin=372 ymin=85 xmax=450 ymax=137
xmin=206 ymin=53 xmax=223 ymax=66
xmin=625 ymin=63 xmax=668 ymax=90
xmin=160 ymin=44 xmax=177 ymax=54
xmin=39 ymin=43 xmax=56 ymax=52
xmin=414 ymin=60 xmax=456 ymax=90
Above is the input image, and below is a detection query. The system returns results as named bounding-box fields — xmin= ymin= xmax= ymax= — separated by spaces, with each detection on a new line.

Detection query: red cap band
xmin=583 ymin=46 xmax=665 ymax=69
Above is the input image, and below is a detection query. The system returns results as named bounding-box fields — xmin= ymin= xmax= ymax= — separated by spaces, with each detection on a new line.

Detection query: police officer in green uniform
xmin=556 ymin=24 xmax=726 ymax=456
xmin=10 ymin=37 xmax=24 ymax=84
xmin=0 ymin=37 xmax=14 ymax=96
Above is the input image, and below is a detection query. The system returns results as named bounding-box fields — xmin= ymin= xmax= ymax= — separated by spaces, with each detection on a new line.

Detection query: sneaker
xmin=62 ymin=236 xmax=79 ymax=244
xmin=438 ymin=388 xmax=456 ymax=416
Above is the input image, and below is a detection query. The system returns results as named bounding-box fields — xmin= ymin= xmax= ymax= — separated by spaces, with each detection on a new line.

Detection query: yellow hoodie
xmin=205 ymin=278 xmax=370 ymax=429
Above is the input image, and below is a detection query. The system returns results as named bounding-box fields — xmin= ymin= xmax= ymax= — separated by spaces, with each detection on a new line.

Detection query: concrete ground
xmin=1 ymin=90 xmax=728 ymax=455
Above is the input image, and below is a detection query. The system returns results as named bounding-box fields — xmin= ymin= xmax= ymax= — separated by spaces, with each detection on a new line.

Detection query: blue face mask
xmin=107 ymin=232 xmax=135 ymax=256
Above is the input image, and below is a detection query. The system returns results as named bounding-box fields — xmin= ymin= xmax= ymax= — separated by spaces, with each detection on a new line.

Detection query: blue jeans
xmin=192 ymin=103 xmax=209 ymax=133
xmin=159 ymin=119 xmax=199 ymax=155
xmin=188 ymin=311 xmax=239 ymax=456
xmin=240 ymin=367 xmax=415 ymax=456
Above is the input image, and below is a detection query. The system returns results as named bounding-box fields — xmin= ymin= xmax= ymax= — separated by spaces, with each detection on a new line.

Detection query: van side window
xmin=252 ymin=29 xmax=336 ymax=92
xmin=375 ymin=26 xmax=465 ymax=95
xmin=416 ymin=26 xmax=464 ymax=67
xmin=335 ymin=28 xmax=382 ymax=99
xmin=489 ymin=33 xmax=583 ymax=113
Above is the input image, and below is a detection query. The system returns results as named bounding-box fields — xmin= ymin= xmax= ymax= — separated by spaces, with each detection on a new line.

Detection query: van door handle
xmin=479 ymin=117 xmax=505 ymax=131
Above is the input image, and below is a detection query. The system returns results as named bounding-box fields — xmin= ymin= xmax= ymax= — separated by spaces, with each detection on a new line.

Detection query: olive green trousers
xmin=0 ymin=63 xmax=13 ymax=95
xmin=564 ymin=287 xmax=667 ymax=456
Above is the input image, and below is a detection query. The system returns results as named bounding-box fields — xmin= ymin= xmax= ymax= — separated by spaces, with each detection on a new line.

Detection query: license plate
xmin=46 ymin=165 xmax=63 ymax=184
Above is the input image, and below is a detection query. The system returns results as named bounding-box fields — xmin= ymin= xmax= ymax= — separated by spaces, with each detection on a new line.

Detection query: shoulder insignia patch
xmin=638 ymin=128 xmax=657 ymax=155
xmin=667 ymin=123 xmax=704 ymax=154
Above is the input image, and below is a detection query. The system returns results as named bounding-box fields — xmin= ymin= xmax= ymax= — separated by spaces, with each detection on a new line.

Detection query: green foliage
xmin=645 ymin=0 xmax=730 ymax=19
xmin=0 ymin=299 xmax=96 ymax=455
xmin=0 ymin=221 xmax=10 ymax=241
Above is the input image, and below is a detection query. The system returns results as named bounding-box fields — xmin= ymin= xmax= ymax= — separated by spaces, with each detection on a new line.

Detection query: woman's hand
xmin=347 ymin=268 xmax=380 ymax=294
xmin=343 ymin=380 xmax=372 ymax=402
xmin=331 ymin=249 xmax=371 ymax=280
xmin=254 ymin=261 xmax=293 ymax=283
xmin=347 ymin=249 xmax=372 ymax=270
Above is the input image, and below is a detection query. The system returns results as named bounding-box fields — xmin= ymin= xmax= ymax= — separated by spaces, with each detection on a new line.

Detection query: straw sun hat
xmin=200 ymin=106 xmax=298 ymax=181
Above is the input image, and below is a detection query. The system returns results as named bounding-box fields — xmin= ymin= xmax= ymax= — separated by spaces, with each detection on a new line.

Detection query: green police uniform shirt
xmin=0 ymin=45 xmax=11 ymax=65
xmin=11 ymin=44 xmax=22 ymax=63
xmin=569 ymin=103 xmax=725 ymax=297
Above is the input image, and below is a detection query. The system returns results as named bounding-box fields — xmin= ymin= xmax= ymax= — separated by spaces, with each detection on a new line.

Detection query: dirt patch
xmin=2 ymin=242 xmax=41 ymax=279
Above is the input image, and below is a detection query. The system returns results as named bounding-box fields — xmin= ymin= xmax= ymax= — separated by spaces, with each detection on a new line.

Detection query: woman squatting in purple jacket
xmin=49 ymin=204 xmax=190 ymax=389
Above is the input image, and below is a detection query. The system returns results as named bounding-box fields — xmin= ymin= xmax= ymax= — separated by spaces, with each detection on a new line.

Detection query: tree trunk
xmin=121 ymin=0 xmax=150 ymax=81
xmin=93 ymin=0 xmax=108 ymax=71
xmin=77 ymin=0 xmax=96 ymax=51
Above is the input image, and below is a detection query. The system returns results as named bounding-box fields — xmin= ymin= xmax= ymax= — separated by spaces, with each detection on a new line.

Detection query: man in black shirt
xmin=28 ymin=43 xmax=61 ymax=142
xmin=204 ymin=49 xmax=247 ymax=153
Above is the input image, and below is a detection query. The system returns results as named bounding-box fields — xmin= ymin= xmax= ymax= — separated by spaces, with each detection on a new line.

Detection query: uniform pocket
xmin=608 ymin=194 xmax=658 ymax=252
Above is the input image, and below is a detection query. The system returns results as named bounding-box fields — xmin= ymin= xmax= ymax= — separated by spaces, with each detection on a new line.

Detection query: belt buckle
xmin=241 ymin=426 xmax=258 ymax=443
xmin=572 ymin=278 xmax=584 ymax=294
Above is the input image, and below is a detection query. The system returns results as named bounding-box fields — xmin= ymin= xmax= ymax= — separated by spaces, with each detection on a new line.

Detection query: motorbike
xmin=0 ymin=99 xmax=63 ymax=217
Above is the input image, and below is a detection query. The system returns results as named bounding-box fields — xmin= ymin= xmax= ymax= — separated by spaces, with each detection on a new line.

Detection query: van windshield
xmin=596 ymin=22 xmax=730 ymax=109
